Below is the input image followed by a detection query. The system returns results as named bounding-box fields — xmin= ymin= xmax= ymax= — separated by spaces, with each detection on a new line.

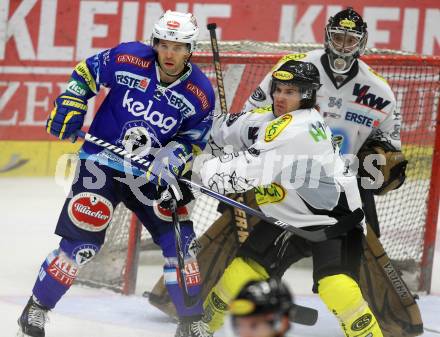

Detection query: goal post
xmin=421 ymin=97 xmax=440 ymax=292
xmin=76 ymin=42 xmax=440 ymax=294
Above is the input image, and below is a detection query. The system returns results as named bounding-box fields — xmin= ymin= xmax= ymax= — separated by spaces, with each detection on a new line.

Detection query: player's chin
xmin=274 ymin=106 xmax=287 ymax=116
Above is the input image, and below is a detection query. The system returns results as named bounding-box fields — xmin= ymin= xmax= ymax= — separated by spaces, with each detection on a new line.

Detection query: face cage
xmin=325 ymin=27 xmax=367 ymax=74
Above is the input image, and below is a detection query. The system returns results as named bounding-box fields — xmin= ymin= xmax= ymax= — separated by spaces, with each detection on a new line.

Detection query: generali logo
xmin=185 ymin=82 xmax=210 ymax=111
xmin=116 ymin=54 xmax=152 ymax=69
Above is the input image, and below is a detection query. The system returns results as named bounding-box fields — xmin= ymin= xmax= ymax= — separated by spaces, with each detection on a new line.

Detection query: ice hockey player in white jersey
xmin=245 ymin=7 xmax=399 ymax=156
xmin=196 ymin=60 xmax=385 ymax=337
xmin=244 ymin=8 xmax=407 ymax=237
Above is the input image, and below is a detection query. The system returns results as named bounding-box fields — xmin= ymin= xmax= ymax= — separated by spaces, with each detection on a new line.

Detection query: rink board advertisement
xmin=0 ymin=0 xmax=439 ymax=176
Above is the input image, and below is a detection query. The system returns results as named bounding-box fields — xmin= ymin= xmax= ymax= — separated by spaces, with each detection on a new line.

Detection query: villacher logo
xmin=68 ymin=192 xmax=114 ymax=232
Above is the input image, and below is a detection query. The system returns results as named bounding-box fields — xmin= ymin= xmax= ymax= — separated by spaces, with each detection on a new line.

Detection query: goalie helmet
xmin=151 ymin=10 xmax=199 ymax=53
xmin=229 ymin=279 xmax=294 ymax=317
xmin=270 ymin=60 xmax=322 ymax=109
xmin=324 ymin=7 xmax=368 ymax=74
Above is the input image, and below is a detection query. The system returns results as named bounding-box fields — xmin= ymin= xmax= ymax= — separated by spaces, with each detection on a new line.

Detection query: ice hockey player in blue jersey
xmin=17 ymin=10 xmax=215 ymax=337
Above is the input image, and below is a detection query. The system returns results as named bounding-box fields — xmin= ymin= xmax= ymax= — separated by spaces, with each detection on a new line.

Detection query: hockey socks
xmin=160 ymin=229 xmax=204 ymax=318
xmin=32 ymin=239 xmax=100 ymax=309
xmin=203 ymin=257 xmax=269 ymax=332
xmin=318 ymin=274 xmax=384 ymax=337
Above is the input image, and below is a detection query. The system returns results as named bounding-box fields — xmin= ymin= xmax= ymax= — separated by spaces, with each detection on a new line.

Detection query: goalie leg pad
xmin=359 ymin=226 xmax=424 ymax=336
xmin=158 ymin=222 xmax=203 ymax=318
xmin=318 ymin=274 xmax=383 ymax=337
xmin=203 ymin=257 xmax=269 ymax=332
xmin=32 ymin=238 xmax=101 ymax=309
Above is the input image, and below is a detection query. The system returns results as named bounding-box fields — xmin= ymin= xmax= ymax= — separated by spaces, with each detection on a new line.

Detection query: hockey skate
xmin=175 ymin=319 xmax=213 ymax=337
xmin=17 ymin=296 xmax=49 ymax=337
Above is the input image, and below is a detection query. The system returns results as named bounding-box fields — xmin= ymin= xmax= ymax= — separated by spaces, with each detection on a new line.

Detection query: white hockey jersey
xmin=199 ymin=106 xmax=363 ymax=228
xmin=244 ymin=50 xmax=401 ymax=155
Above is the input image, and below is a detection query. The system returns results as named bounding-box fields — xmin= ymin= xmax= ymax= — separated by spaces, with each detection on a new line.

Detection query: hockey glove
xmin=156 ymin=177 xmax=194 ymax=210
xmin=358 ymin=139 xmax=408 ymax=195
xmin=146 ymin=142 xmax=192 ymax=187
xmin=46 ymin=94 xmax=88 ymax=140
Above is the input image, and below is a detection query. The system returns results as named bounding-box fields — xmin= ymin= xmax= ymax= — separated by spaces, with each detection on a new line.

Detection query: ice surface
xmin=1 ymin=178 xmax=439 ymax=337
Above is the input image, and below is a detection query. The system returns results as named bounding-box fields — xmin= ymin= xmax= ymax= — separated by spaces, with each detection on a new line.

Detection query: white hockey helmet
xmin=151 ymin=10 xmax=199 ymax=53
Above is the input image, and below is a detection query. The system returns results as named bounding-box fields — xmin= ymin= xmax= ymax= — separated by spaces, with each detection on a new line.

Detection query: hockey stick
xmin=207 ymin=23 xmax=228 ymax=117
xmin=75 ymin=129 xmax=364 ymax=242
xmin=207 ymin=22 xmax=253 ymax=243
xmin=170 ymin=198 xmax=200 ymax=307
xmin=74 ymin=130 xmax=198 ymax=306
xmin=181 ymin=178 xmax=364 ymax=242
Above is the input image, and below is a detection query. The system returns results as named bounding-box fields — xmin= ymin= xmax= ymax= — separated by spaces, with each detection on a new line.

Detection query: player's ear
xmin=280 ymin=315 xmax=291 ymax=333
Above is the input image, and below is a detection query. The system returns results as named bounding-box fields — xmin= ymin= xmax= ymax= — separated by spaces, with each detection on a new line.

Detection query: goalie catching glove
xmin=357 ymin=139 xmax=408 ymax=195
xmin=46 ymin=93 xmax=87 ymax=140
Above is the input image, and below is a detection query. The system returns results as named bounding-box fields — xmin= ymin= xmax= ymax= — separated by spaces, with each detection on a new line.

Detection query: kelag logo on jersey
xmin=353 ymin=83 xmax=391 ymax=110
xmin=345 ymin=111 xmax=379 ymax=128
xmin=122 ymin=90 xmax=178 ymax=134
xmin=115 ymin=71 xmax=149 ymax=92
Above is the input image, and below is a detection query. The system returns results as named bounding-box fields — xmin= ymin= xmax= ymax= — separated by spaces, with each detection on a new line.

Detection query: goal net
xmin=76 ymin=41 xmax=440 ymax=294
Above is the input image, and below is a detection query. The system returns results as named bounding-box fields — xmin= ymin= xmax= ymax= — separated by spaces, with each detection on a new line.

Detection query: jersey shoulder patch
xmin=272 ymin=52 xmax=309 ymax=71
xmin=116 ymin=41 xmax=155 ymax=58
xmin=251 ymin=105 xmax=273 ymax=114
xmin=264 ymin=113 xmax=292 ymax=142
xmin=112 ymin=42 xmax=155 ymax=71
xmin=183 ymin=64 xmax=215 ymax=113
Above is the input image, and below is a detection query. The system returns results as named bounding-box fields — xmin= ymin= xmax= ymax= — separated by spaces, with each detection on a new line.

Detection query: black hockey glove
xmin=156 ymin=178 xmax=194 ymax=210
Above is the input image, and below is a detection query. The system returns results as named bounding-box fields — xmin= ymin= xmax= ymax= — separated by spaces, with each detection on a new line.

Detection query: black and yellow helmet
xmin=324 ymin=7 xmax=368 ymax=73
xmin=230 ymin=279 xmax=294 ymax=317
xmin=270 ymin=60 xmax=321 ymax=109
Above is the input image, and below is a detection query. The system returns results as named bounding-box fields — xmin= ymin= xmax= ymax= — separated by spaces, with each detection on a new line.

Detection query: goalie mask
xmin=325 ymin=7 xmax=368 ymax=74
xmin=270 ymin=60 xmax=322 ymax=109
xmin=151 ymin=10 xmax=199 ymax=53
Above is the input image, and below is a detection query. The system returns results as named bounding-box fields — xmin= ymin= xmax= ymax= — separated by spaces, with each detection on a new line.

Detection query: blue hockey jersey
xmin=68 ymin=41 xmax=215 ymax=174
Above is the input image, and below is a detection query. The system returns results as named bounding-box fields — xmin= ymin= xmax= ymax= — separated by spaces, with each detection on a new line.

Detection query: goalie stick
xmin=75 ymin=130 xmax=364 ymax=243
